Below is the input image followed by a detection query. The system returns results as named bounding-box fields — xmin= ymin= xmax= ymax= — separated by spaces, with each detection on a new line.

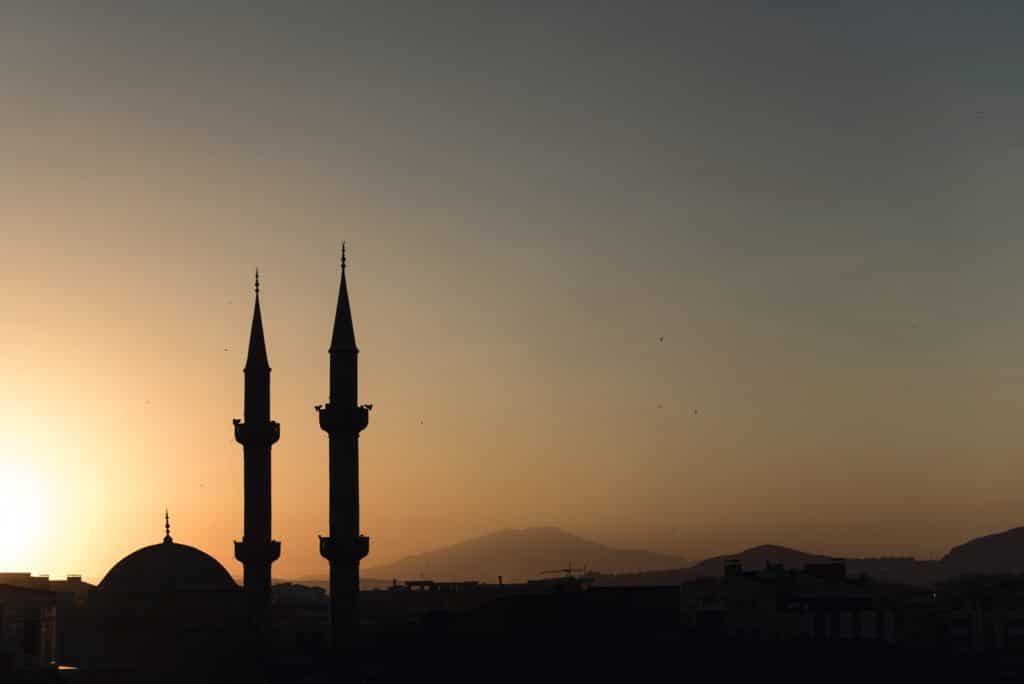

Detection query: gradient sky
xmin=3 ymin=2 xmax=1024 ymax=582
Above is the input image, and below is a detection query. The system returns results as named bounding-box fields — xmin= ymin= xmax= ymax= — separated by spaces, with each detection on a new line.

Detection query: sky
xmin=2 ymin=2 xmax=1024 ymax=582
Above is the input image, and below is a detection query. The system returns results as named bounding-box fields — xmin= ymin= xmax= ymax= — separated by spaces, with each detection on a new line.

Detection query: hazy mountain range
xmin=596 ymin=527 xmax=1024 ymax=587
xmin=362 ymin=526 xmax=687 ymax=583
xmin=290 ymin=526 xmax=685 ymax=588
xmin=286 ymin=525 xmax=1024 ymax=590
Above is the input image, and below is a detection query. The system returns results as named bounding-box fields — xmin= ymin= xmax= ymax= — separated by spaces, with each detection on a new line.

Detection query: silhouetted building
xmin=317 ymin=245 xmax=372 ymax=650
xmin=84 ymin=518 xmax=247 ymax=680
xmin=233 ymin=271 xmax=281 ymax=636
xmin=271 ymin=583 xmax=329 ymax=655
xmin=0 ymin=583 xmax=56 ymax=676
xmin=358 ymin=573 xmax=679 ymax=638
xmin=931 ymin=575 xmax=1024 ymax=653
xmin=0 ymin=573 xmax=93 ymax=667
xmin=684 ymin=559 xmax=898 ymax=642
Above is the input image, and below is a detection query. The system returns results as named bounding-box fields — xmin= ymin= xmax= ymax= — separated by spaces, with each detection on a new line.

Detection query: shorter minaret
xmin=233 ymin=270 xmax=281 ymax=635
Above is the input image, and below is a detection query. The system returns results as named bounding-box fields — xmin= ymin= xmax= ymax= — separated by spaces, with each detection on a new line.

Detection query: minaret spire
xmin=164 ymin=509 xmax=172 ymax=544
xmin=329 ymin=245 xmax=357 ymax=359
xmin=245 ymin=271 xmax=270 ymax=374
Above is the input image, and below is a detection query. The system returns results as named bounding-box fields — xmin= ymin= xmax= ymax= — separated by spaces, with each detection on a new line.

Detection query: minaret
xmin=233 ymin=270 xmax=281 ymax=634
xmin=317 ymin=244 xmax=370 ymax=650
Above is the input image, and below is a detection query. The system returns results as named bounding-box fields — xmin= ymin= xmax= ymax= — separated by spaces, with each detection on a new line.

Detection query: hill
xmin=598 ymin=548 xmax=954 ymax=585
xmin=941 ymin=526 xmax=1024 ymax=576
xmin=595 ymin=544 xmax=833 ymax=586
xmin=360 ymin=527 xmax=687 ymax=583
xmin=595 ymin=546 xmax=949 ymax=588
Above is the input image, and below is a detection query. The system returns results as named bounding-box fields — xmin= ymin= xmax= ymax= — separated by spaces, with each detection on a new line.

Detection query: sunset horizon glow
xmin=4 ymin=3 xmax=1024 ymax=583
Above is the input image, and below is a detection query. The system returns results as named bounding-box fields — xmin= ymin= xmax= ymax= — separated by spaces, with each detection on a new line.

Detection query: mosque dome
xmin=99 ymin=535 xmax=237 ymax=594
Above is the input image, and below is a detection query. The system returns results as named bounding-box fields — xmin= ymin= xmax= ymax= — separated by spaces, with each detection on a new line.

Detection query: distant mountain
xmin=941 ymin=527 xmax=1024 ymax=576
xmin=596 ymin=544 xmax=833 ymax=586
xmin=597 ymin=528 xmax=1024 ymax=588
xmin=286 ymin=525 xmax=1024 ymax=593
xmin=846 ymin=557 xmax=945 ymax=587
xmin=688 ymin=544 xmax=830 ymax=577
xmin=360 ymin=527 xmax=687 ymax=583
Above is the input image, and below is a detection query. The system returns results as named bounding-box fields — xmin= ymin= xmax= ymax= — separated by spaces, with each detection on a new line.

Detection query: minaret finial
xmin=255 ymin=268 xmax=260 ymax=295
xmin=164 ymin=508 xmax=172 ymax=543
xmin=329 ymin=242 xmax=357 ymax=353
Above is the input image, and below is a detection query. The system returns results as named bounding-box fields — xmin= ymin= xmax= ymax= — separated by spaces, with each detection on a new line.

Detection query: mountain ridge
xmin=284 ymin=525 xmax=1024 ymax=589
xmin=597 ymin=528 xmax=1024 ymax=587
xmin=359 ymin=526 xmax=687 ymax=583
xmin=941 ymin=526 xmax=1024 ymax=575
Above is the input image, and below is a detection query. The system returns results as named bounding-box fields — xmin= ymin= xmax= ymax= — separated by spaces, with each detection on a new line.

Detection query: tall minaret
xmin=317 ymin=244 xmax=370 ymax=650
xmin=233 ymin=270 xmax=281 ymax=634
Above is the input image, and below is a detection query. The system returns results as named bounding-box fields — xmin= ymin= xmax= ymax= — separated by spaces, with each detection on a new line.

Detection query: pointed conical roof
xmin=330 ymin=246 xmax=357 ymax=353
xmin=245 ymin=271 xmax=270 ymax=371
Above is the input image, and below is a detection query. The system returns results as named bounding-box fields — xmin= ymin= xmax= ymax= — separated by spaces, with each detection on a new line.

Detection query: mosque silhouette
xmin=78 ymin=248 xmax=369 ymax=679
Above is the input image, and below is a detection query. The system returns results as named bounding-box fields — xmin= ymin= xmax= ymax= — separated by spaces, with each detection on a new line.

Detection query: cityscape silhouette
xmin=4 ymin=3 xmax=1024 ymax=683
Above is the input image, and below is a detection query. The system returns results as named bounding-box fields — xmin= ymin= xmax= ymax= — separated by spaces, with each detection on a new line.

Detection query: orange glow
xmin=0 ymin=449 xmax=51 ymax=571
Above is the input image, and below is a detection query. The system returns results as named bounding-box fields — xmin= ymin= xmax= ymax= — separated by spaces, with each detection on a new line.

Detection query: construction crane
xmin=540 ymin=563 xmax=588 ymax=578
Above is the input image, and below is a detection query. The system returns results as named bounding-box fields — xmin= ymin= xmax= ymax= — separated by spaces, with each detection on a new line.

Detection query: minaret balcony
xmin=233 ymin=420 xmax=281 ymax=446
xmin=234 ymin=538 xmax=281 ymax=564
xmin=319 ymin=534 xmax=370 ymax=562
xmin=316 ymin=404 xmax=369 ymax=434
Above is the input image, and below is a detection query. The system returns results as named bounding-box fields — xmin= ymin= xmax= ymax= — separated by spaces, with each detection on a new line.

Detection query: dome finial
xmin=255 ymin=268 xmax=260 ymax=295
xmin=164 ymin=508 xmax=173 ymax=544
xmin=341 ymin=242 xmax=346 ymax=272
